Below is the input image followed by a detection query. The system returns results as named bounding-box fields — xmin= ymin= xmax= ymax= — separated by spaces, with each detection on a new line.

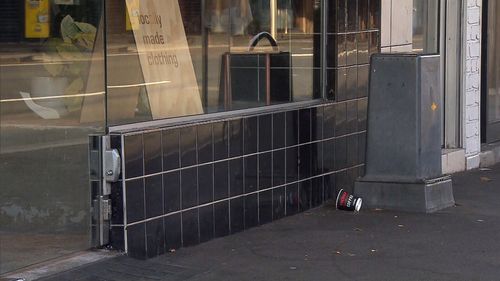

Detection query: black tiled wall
xmin=111 ymin=102 xmax=369 ymax=259
xmin=109 ymin=0 xmax=380 ymax=259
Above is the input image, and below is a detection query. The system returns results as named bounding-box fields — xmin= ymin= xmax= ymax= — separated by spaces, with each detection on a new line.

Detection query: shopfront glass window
xmin=106 ymin=0 xmax=322 ymax=126
xmin=412 ymin=0 xmax=439 ymax=54
xmin=0 ymin=0 xmax=105 ymax=274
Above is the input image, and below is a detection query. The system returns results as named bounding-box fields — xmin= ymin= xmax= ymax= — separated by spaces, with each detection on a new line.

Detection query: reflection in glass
xmin=412 ymin=0 xmax=439 ymax=54
xmin=106 ymin=0 xmax=322 ymax=125
xmin=485 ymin=0 xmax=500 ymax=143
xmin=0 ymin=0 xmax=104 ymax=274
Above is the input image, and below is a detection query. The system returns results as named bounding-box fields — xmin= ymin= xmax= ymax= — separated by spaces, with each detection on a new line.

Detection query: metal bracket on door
xmin=89 ymin=135 xmax=121 ymax=248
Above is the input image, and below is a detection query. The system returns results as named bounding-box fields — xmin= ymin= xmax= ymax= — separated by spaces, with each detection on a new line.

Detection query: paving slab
xmin=34 ymin=163 xmax=500 ymax=281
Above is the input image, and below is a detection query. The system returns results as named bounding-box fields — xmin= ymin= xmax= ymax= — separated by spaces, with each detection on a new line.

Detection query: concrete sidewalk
xmin=38 ymin=164 xmax=500 ymax=281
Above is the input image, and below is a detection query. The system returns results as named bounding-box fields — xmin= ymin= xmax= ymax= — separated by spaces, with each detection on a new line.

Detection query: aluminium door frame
xmin=440 ymin=0 xmax=464 ymax=149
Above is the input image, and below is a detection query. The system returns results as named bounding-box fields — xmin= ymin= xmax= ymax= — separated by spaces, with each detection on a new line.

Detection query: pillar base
xmin=354 ymin=176 xmax=455 ymax=213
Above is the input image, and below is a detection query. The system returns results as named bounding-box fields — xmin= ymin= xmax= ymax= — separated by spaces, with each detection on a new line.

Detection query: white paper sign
xmin=125 ymin=0 xmax=203 ymax=119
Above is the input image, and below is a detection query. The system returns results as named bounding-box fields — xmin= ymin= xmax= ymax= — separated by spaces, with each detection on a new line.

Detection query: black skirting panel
xmin=110 ymin=101 xmax=367 ymax=259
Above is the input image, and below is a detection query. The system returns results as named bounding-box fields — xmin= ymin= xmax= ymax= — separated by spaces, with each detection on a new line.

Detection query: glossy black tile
xmin=346 ymin=66 xmax=358 ymax=100
xmin=347 ymin=134 xmax=359 ymax=167
xmin=335 ymin=137 xmax=348 ymax=170
xmin=312 ymin=177 xmax=324 ymax=207
xmin=124 ymin=134 xmax=143 ymax=179
xmin=323 ymin=139 xmax=335 ymax=173
xmin=299 ymin=144 xmax=312 ymax=180
xmin=127 ymin=223 xmax=146 ymax=260
xmin=162 ymin=129 xmax=180 ymax=172
xmin=111 ymin=182 xmax=124 ymax=225
xmin=229 ymin=158 xmax=244 ymax=196
xmin=312 ymin=142 xmax=324 ymax=176
xmin=180 ymin=126 xmax=197 ymax=167
xmin=336 ymin=68 xmax=347 ymax=102
xmin=244 ymin=194 xmax=259 ymax=229
xmin=197 ymin=123 xmax=213 ymax=164
xmin=244 ymin=117 xmax=258 ymax=154
xmin=214 ymin=201 xmax=230 ymax=238
xmin=335 ymin=102 xmax=347 ymax=137
xmin=299 ymin=180 xmax=312 ymax=212
xmin=182 ymin=209 xmax=199 ymax=247
xmin=323 ymin=104 xmax=335 ymax=139
xmin=143 ymin=131 xmax=162 ymax=175
xmin=198 ymin=164 xmax=214 ymax=205
xmin=357 ymin=32 xmax=370 ymax=65
xmin=346 ymin=34 xmax=357 ymax=66
xmin=244 ymin=155 xmax=258 ymax=193
xmin=358 ymin=65 xmax=369 ymax=98
xmin=323 ymin=173 xmax=336 ymax=201
xmin=285 ymin=110 xmax=299 ymax=146
xmin=259 ymin=190 xmax=273 ymax=225
xmin=273 ymin=186 xmax=286 ymax=220
xmin=164 ymin=213 xmax=182 ymax=251
xmin=358 ymin=99 xmax=368 ymax=131
xmin=230 ymin=197 xmax=244 ymax=234
xmin=286 ymin=183 xmax=299 ymax=216
xmin=229 ymin=119 xmax=243 ymax=157
xmin=213 ymin=122 xmax=229 ymax=161
xmin=214 ymin=160 xmax=229 ymax=200
xmin=164 ymin=171 xmax=180 ymax=213
xmin=273 ymin=112 xmax=286 ymax=149
xmin=146 ymin=218 xmax=165 ymax=258
xmin=311 ymin=106 xmax=323 ymax=141
xmin=346 ymin=0 xmax=358 ymax=32
xmin=259 ymin=152 xmax=273 ymax=190
xmin=199 ymin=205 xmax=214 ymax=243
xmin=272 ymin=149 xmax=286 ymax=187
xmin=286 ymin=147 xmax=299 ymax=183
xmin=299 ymin=109 xmax=311 ymax=144
xmin=259 ymin=114 xmax=273 ymax=152
xmin=110 ymin=226 xmax=125 ymax=251
xmin=336 ymin=170 xmax=351 ymax=193
xmin=347 ymin=100 xmax=358 ymax=133
xmin=125 ymin=178 xmax=145 ymax=224
xmin=145 ymin=175 xmax=163 ymax=219
xmin=181 ymin=167 xmax=198 ymax=209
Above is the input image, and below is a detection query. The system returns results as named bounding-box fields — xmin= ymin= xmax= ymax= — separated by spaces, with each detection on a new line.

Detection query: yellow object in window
xmin=126 ymin=0 xmax=140 ymax=31
xmin=25 ymin=0 xmax=50 ymax=38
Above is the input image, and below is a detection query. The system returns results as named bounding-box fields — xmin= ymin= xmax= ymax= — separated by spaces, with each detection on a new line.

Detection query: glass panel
xmin=108 ymin=0 xmax=322 ymax=125
xmin=485 ymin=0 xmax=500 ymax=143
xmin=412 ymin=0 xmax=439 ymax=54
xmin=0 ymin=0 xmax=105 ymax=274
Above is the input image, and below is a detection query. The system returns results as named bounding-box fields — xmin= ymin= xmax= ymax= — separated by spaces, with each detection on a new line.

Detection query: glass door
xmin=482 ymin=0 xmax=500 ymax=143
xmin=0 ymin=0 xmax=105 ymax=274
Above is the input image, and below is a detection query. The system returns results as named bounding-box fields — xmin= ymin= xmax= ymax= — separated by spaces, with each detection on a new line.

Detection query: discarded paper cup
xmin=336 ymin=189 xmax=362 ymax=212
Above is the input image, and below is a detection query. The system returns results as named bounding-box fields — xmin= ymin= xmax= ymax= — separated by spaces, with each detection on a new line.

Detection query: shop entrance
xmin=0 ymin=0 xmax=104 ymax=275
xmin=481 ymin=0 xmax=500 ymax=144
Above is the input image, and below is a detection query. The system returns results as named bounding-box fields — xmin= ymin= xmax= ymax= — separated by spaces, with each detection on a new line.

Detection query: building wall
xmin=464 ymin=0 xmax=482 ymax=169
